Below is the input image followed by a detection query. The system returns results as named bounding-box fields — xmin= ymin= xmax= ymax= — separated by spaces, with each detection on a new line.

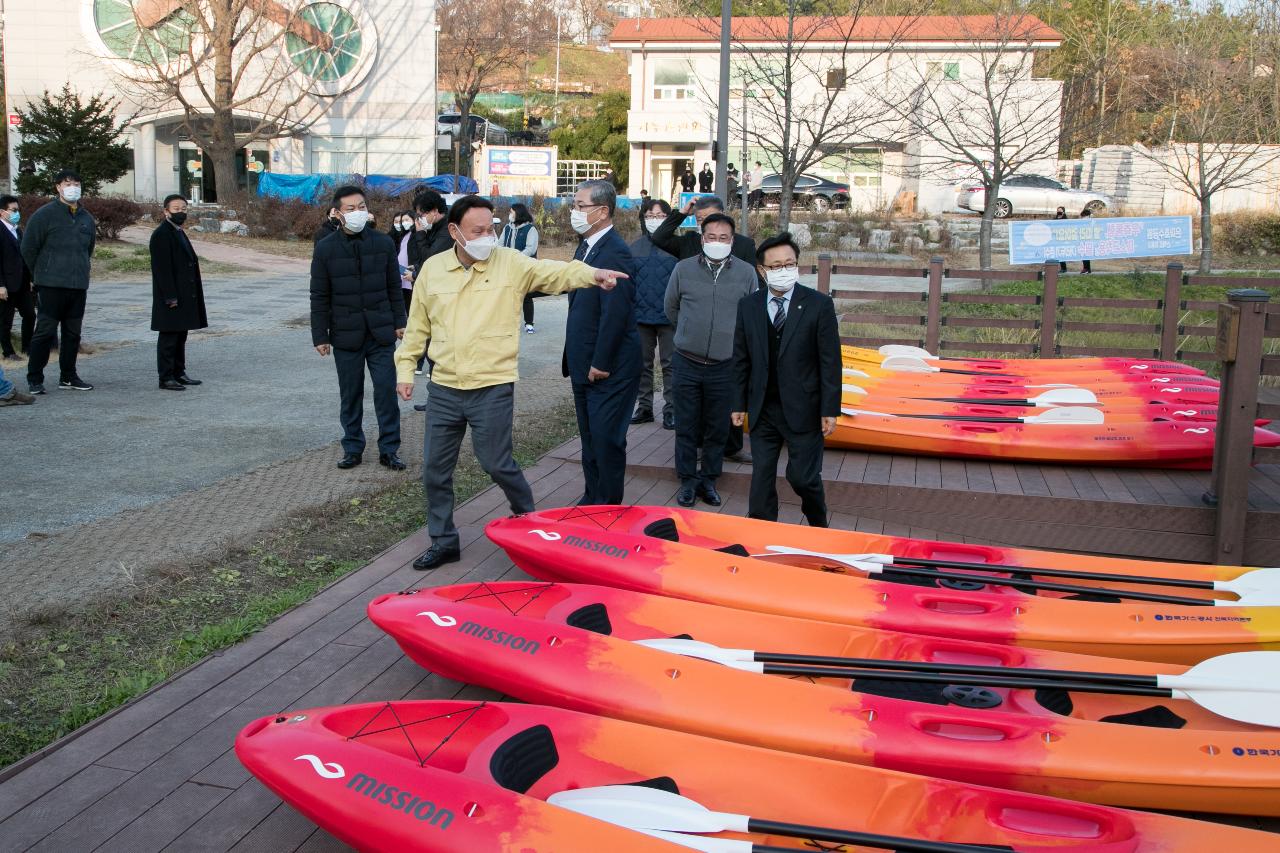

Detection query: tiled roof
xmin=609 ymin=14 xmax=1060 ymax=45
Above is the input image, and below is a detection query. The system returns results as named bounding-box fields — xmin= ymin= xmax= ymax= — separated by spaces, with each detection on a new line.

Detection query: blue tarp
xmin=256 ymin=172 xmax=478 ymax=202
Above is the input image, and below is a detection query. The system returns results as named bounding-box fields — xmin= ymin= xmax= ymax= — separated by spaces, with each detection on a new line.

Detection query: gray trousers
xmin=636 ymin=322 xmax=674 ymax=417
xmin=423 ymin=381 xmax=534 ymax=550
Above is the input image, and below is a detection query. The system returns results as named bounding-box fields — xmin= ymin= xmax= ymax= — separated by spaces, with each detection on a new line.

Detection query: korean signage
xmin=1009 ymin=215 xmax=1193 ymax=265
xmin=483 ymin=146 xmax=557 ymax=196
xmin=628 ymin=112 xmax=708 ymax=142
xmin=677 ymin=192 xmax=718 ymax=229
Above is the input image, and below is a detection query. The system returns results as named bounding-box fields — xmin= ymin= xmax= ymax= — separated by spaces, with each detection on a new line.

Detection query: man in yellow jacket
xmin=396 ymin=195 xmax=629 ymax=570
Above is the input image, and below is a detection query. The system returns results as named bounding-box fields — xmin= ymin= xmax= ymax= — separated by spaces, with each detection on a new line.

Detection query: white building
xmin=1081 ymin=143 xmax=1280 ymax=215
xmin=609 ymin=15 xmax=1063 ymax=213
xmin=2 ymin=0 xmax=438 ymax=202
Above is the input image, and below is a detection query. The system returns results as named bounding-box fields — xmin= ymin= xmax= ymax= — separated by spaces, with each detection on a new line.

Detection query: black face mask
xmin=169 ymin=212 xmax=188 ymax=226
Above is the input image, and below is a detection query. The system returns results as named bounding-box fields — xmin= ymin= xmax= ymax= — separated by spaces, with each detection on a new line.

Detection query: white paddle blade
xmin=548 ymin=785 xmax=749 ymax=834
xmin=880 ymin=355 xmax=939 ymax=374
xmin=879 ymin=345 xmax=937 ymax=359
xmin=762 ymin=545 xmax=888 ymax=573
xmin=840 ymin=407 xmax=893 ymax=418
xmin=634 ymin=638 xmax=753 ymax=663
xmin=843 ymin=367 xmax=871 ymax=379
xmin=1215 ymin=568 xmax=1280 ymax=599
xmin=842 ymin=383 xmax=869 ymax=395
xmin=1156 ymin=652 xmax=1280 ymax=727
xmin=1031 ymin=388 xmax=1099 ymax=406
xmin=1023 ymin=407 xmax=1106 ymax=425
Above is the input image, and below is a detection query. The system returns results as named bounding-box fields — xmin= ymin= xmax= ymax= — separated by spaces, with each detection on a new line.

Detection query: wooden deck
xmin=592 ymin=420 xmax=1280 ymax=565
xmin=3 ymin=430 xmax=1278 ymax=851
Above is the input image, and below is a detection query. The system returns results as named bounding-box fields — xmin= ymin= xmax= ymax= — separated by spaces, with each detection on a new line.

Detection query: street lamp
xmin=433 ymin=23 xmax=441 ymax=177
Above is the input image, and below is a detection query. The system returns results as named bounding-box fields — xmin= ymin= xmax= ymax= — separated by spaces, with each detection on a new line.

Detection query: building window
xmin=825 ymin=68 xmax=846 ymax=90
xmin=925 ymin=61 xmax=960 ymax=81
xmin=312 ymin=137 xmax=425 ymax=175
xmin=848 ymin=149 xmax=883 ymax=187
xmin=653 ymin=58 xmax=695 ymax=101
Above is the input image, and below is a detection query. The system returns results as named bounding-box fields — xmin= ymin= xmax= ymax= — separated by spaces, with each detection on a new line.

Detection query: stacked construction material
xmin=831 ymin=345 xmax=1280 ymax=467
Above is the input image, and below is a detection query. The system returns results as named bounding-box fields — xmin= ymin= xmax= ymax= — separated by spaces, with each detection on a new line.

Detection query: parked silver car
xmin=956 ymin=174 xmax=1110 ymax=218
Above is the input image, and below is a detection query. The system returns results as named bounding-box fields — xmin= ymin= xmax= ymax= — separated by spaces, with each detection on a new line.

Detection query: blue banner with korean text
xmin=1008 ymin=215 xmax=1193 ymax=265
xmin=677 ymin=192 xmax=719 ymax=229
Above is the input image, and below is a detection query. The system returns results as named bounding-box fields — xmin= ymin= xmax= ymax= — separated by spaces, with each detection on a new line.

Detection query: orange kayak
xmin=370 ymin=590 xmax=1280 ymax=815
xmin=841 ymin=393 xmax=1223 ymax=423
xmin=237 ymin=699 xmax=1276 ymax=851
xmin=486 ymin=506 xmax=1280 ymax=663
xmin=843 ymin=345 xmax=1208 ymax=378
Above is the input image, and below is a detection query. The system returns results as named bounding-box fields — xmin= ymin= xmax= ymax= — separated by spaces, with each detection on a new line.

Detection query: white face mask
xmin=342 ymin=210 xmax=370 ymax=233
xmin=458 ymin=232 xmax=498 ymax=261
xmin=765 ymin=267 xmax=799 ymax=294
xmin=417 ymin=215 xmax=432 ymax=229
xmin=569 ymin=208 xmax=597 ymax=235
xmin=393 ymin=221 xmax=403 ymax=231
xmin=702 ymin=241 xmax=732 ymax=261
xmin=508 ymin=212 xmax=516 ymax=223
xmin=644 ymin=218 xmax=663 ymax=234
xmin=60 ymin=185 xmax=82 ymax=203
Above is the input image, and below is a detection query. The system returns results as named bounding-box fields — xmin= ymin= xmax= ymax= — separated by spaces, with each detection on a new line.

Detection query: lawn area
xmin=0 ymin=399 xmax=581 ymax=769
xmin=92 ymin=242 xmax=251 ymax=278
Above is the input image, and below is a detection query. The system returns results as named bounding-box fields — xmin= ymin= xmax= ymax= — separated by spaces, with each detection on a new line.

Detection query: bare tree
xmin=438 ymin=0 xmax=555 ymax=177
xmin=115 ymin=0 xmax=352 ymax=201
xmin=1134 ymin=9 xmax=1280 ymax=273
xmin=882 ymin=4 xmax=1068 ymax=269
xmin=695 ymin=1 xmax=923 ymax=230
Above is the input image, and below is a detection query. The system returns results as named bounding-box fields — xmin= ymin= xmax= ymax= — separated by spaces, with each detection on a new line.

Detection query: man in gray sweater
xmin=23 ymin=169 xmax=96 ymax=393
xmin=664 ymin=213 xmax=758 ymax=508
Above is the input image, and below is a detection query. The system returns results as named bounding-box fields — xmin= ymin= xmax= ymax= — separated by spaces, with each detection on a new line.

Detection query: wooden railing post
xmin=1039 ymin=261 xmax=1058 ymax=358
xmin=925 ymin=256 xmax=944 ymax=354
xmin=816 ymin=253 xmax=832 ymax=295
xmin=1207 ymin=288 xmax=1272 ymax=564
xmin=1160 ymin=262 xmax=1183 ymax=360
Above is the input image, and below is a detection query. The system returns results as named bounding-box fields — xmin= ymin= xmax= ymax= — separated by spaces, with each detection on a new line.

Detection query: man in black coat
xmin=731 ymin=232 xmax=841 ymax=527
xmin=407 ymin=189 xmax=452 ymax=271
xmin=150 ymin=194 xmax=208 ymax=390
xmin=310 ymin=185 xmax=408 ymax=471
xmin=562 ymin=179 xmax=641 ymax=505
xmin=0 ymin=194 xmax=34 ymax=360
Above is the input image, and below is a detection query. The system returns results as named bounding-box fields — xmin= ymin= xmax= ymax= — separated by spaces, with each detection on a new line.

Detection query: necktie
xmin=772 ymin=296 xmax=786 ymax=332
xmin=574 ymin=240 xmax=588 ymax=262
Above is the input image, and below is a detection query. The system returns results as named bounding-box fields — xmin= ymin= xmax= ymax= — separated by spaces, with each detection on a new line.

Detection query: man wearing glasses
xmin=730 ymin=232 xmax=841 ymax=527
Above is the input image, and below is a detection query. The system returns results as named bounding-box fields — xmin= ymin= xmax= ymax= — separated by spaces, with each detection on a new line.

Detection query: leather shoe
xmin=379 ymin=452 xmax=406 ymax=471
xmin=726 ymin=450 xmax=753 ymax=464
xmin=676 ymin=485 xmax=696 ymax=507
xmin=175 ymin=374 xmax=202 ymax=386
xmin=696 ymin=483 xmax=722 ymax=507
xmin=159 ymin=379 xmax=186 ymax=391
xmin=662 ymin=411 xmax=675 ymax=430
xmin=336 ymin=452 xmax=362 ymax=469
xmin=413 ymin=544 xmax=461 ymax=570
xmin=630 ymin=411 xmax=654 ymax=425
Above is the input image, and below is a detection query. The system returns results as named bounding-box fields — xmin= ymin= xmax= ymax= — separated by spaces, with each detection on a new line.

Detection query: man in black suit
xmin=731 ymin=232 xmax=841 ymax=526
xmin=311 ymin=185 xmax=408 ymax=471
xmin=149 ymin=194 xmax=208 ymax=390
xmin=563 ymin=179 xmax=641 ymax=504
xmin=0 ymin=195 xmax=34 ymax=360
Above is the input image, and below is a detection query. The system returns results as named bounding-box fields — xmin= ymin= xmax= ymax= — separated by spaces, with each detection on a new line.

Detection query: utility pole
xmin=715 ymin=0 xmax=731 ymax=201
xmin=740 ymin=93 xmax=749 ymax=238
xmin=554 ymin=12 xmax=563 ymax=125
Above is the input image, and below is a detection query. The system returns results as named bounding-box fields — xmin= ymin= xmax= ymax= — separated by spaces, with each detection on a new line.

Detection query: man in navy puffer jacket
xmin=629 ymin=199 xmax=678 ymax=429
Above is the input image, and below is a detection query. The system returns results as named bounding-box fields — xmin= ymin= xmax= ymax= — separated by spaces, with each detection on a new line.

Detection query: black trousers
xmin=27 ymin=287 xmax=86 ymax=385
xmin=157 ymin=330 xmax=188 ymax=381
xmin=748 ymin=398 xmax=828 ymax=527
xmin=333 ymin=338 xmax=401 ymax=456
xmin=573 ymin=371 xmax=641 ymax=504
xmin=672 ymin=352 xmax=733 ymax=487
xmin=1 ymin=289 xmax=34 ymax=355
xmin=522 ymin=293 xmax=535 ymax=325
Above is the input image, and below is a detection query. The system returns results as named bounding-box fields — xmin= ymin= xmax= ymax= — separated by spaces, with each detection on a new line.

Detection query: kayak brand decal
xmin=295 ymin=754 xmax=345 ymax=779
xmin=1233 ymin=747 xmax=1280 ymax=757
xmin=419 ymin=610 xmax=541 ymax=654
xmin=528 ymin=529 xmax=563 ymax=541
xmin=347 ymin=772 xmax=455 ymax=828
xmin=1153 ymin=613 xmax=1251 ymax=623
xmin=526 ymin=528 xmax=629 ymax=559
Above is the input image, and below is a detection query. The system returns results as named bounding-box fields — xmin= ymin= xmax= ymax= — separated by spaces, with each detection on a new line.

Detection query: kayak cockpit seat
xmin=851 ymin=678 xmax=1002 ymax=710
xmin=643 ymin=518 xmax=679 ymax=541
xmin=623 ymin=776 xmax=680 ymax=795
xmin=1035 ymin=688 xmax=1188 ymax=728
xmin=565 ymin=603 xmax=612 ymax=635
xmin=490 ymin=725 xmax=559 ymax=794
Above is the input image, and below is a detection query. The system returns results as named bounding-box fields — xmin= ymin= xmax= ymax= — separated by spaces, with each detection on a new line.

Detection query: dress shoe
xmin=175 ymin=374 xmax=202 ymax=386
xmin=413 ymin=543 xmax=461 ymax=570
xmin=696 ymin=483 xmax=723 ymax=507
xmin=726 ymin=450 xmax=753 ymax=464
xmin=414 ymin=403 xmax=427 ymax=412
xmin=379 ymin=452 xmax=406 ymax=471
xmin=336 ymin=452 xmax=362 ymax=469
xmin=662 ymin=411 xmax=675 ymax=430
xmin=159 ymin=379 xmax=186 ymax=391
xmin=630 ymin=410 xmax=654 ymax=425
xmin=0 ymin=388 xmax=35 ymax=405
xmin=676 ymin=485 xmax=697 ymax=507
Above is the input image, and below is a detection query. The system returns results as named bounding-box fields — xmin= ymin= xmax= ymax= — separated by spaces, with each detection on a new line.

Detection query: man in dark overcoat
xmin=150 ymin=194 xmax=208 ymax=390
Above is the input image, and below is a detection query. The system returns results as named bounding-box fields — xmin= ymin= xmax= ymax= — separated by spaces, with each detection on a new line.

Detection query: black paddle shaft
xmin=889 ymin=554 xmax=1217 ymax=591
xmin=874 ymin=563 xmax=1216 ymax=606
xmin=747 ymin=818 xmax=1014 ymax=853
xmin=755 ymin=651 xmax=1162 ymax=688
xmin=760 ymin=662 xmax=1173 ymax=698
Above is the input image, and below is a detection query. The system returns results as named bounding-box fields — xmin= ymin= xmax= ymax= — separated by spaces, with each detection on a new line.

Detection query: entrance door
xmin=652 ymin=160 xmax=679 ymax=204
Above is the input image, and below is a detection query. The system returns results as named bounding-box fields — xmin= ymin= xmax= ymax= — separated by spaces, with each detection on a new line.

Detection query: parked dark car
xmin=736 ymin=173 xmax=850 ymax=211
